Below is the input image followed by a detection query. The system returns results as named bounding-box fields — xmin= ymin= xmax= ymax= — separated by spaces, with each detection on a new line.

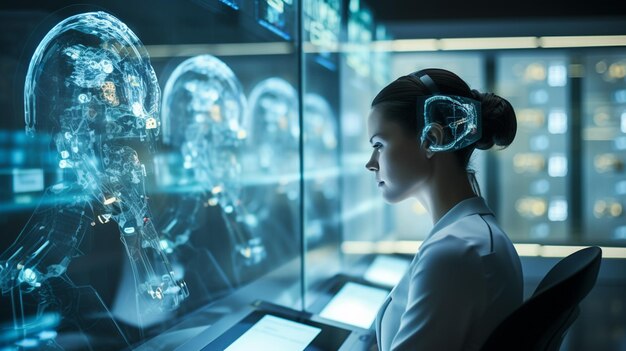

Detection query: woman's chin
xmin=381 ymin=191 xmax=405 ymax=204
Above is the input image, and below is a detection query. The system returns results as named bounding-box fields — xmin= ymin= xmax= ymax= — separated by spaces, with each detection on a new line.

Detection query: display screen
xmin=256 ymin=0 xmax=295 ymax=40
xmin=363 ymin=255 xmax=410 ymax=287
xmin=202 ymin=310 xmax=350 ymax=351
xmin=223 ymin=315 xmax=321 ymax=351
xmin=318 ymin=282 xmax=389 ymax=329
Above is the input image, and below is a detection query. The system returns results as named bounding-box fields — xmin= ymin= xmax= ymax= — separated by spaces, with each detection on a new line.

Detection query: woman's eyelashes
xmin=372 ymin=142 xmax=383 ymax=150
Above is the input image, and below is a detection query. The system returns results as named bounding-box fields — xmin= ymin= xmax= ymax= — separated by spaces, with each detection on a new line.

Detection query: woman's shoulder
xmin=417 ymin=233 xmax=483 ymax=273
xmin=424 ymin=213 xmax=492 ymax=253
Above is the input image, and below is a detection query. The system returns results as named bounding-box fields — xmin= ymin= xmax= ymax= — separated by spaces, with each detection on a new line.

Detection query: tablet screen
xmin=318 ymin=282 xmax=389 ymax=329
xmin=202 ymin=309 xmax=350 ymax=351
xmin=363 ymin=255 xmax=410 ymax=287
xmin=224 ymin=314 xmax=321 ymax=351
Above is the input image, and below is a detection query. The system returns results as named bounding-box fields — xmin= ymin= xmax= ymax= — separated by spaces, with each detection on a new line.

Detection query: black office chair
xmin=480 ymin=246 xmax=602 ymax=351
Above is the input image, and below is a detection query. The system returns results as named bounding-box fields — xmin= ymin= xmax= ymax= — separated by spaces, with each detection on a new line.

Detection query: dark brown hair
xmin=371 ymin=68 xmax=517 ymax=168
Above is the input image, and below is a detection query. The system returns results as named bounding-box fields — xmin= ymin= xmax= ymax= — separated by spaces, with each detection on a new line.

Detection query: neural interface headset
xmin=413 ymin=72 xmax=482 ymax=152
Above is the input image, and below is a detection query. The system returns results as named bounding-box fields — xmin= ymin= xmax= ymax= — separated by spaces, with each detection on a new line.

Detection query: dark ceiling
xmin=365 ymin=0 xmax=626 ymax=39
xmin=366 ymin=0 xmax=626 ymax=22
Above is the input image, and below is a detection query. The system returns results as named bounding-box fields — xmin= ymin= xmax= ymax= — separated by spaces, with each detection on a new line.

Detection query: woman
xmin=366 ymin=68 xmax=523 ymax=351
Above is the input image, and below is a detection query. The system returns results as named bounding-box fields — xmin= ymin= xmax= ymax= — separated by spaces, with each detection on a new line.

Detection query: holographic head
xmin=161 ymin=54 xmax=247 ymax=202
xmin=303 ymin=93 xmax=337 ymax=169
xmin=246 ymin=77 xmax=299 ymax=173
xmin=24 ymin=11 xmax=161 ymax=191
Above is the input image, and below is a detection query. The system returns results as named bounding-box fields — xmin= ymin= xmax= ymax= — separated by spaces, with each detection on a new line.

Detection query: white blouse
xmin=375 ymin=196 xmax=523 ymax=351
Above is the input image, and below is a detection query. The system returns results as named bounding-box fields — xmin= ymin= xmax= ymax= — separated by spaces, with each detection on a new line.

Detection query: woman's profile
xmin=366 ymin=68 xmax=523 ymax=351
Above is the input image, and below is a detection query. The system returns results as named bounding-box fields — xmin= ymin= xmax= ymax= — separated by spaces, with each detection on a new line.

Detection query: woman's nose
xmin=366 ymin=153 xmax=378 ymax=172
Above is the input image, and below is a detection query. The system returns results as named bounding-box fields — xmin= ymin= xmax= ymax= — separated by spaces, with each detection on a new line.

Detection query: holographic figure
xmin=243 ymin=77 xmax=301 ymax=258
xmin=302 ymin=93 xmax=339 ymax=244
xmin=0 ymin=11 xmax=187 ymax=349
xmin=160 ymin=55 xmax=264 ymax=288
xmin=246 ymin=77 xmax=300 ymax=198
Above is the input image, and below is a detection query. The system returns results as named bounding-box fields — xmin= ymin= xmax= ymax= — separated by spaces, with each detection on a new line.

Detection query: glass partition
xmin=0 ymin=1 xmax=302 ymax=349
xmin=2 ymin=2 xmax=623 ymax=351
xmin=582 ymin=51 xmax=626 ymax=245
xmin=495 ymin=52 xmax=572 ymax=243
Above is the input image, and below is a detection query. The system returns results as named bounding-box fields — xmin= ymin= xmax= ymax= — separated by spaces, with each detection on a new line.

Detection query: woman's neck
xmin=417 ymin=158 xmax=477 ymax=225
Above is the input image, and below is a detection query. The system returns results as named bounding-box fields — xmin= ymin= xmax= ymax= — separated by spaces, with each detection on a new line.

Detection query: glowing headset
xmin=414 ymin=72 xmax=482 ymax=152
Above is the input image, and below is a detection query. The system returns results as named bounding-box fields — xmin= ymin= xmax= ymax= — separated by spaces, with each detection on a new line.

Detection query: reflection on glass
xmin=244 ymin=77 xmax=300 ymax=261
xmin=513 ymin=153 xmax=545 ymax=174
xmin=583 ymin=54 xmax=626 ymax=242
xmin=303 ymin=93 xmax=338 ymax=244
xmin=548 ymin=154 xmax=568 ymax=177
xmin=256 ymin=0 xmax=295 ymax=40
xmin=516 ymin=109 xmax=545 ymax=128
xmin=497 ymin=54 xmax=570 ymax=241
xmin=0 ymin=11 xmax=187 ymax=349
xmin=547 ymin=110 xmax=568 ymax=134
xmin=547 ymin=198 xmax=568 ymax=222
xmin=515 ymin=196 xmax=547 ymax=218
xmin=594 ymin=153 xmax=623 ymax=173
xmin=160 ymin=54 xmax=264 ymax=294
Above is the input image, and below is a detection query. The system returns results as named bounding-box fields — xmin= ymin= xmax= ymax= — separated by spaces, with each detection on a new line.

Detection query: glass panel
xmin=302 ymin=0 xmax=343 ymax=309
xmin=582 ymin=51 xmax=626 ymax=244
xmin=495 ymin=53 xmax=571 ymax=243
xmin=339 ymin=0 xmax=385 ymax=268
xmin=0 ymin=1 xmax=301 ymax=349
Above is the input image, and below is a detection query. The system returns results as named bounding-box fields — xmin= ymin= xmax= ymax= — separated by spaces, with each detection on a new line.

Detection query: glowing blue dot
xmin=20 ymin=268 xmax=38 ymax=285
xmin=78 ymin=94 xmax=90 ymax=103
xmin=132 ymin=102 xmax=143 ymax=117
xmin=38 ymin=330 xmax=57 ymax=340
xmin=15 ymin=338 xmax=39 ymax=348
xmin=100 ymin=60 xmax=113 ymax=73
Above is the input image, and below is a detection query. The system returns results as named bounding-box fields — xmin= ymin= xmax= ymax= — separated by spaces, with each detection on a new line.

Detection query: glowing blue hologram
xmin=245 ymin=79 xmax=339 ymax=249
xmin=418 ymin=95 xmax=482 ymax=152
xmin=302 ymin=93 xmax=339 ymax=244
xmin=160 ymin=55 xmax=265 ymax=287
xmin=303 ymin=93 xmax=338 ymax=183
xmin=241 ymin=77 xmax=301 ymax=262
xmin=246 ymin=77 xmax=299 ymax=188
xmin=1 ymin=11 xmax=187 ymax=349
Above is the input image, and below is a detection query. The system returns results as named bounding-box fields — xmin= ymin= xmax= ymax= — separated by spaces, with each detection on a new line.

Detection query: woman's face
xmin=365 ymin=105 xmax=431 ymax=203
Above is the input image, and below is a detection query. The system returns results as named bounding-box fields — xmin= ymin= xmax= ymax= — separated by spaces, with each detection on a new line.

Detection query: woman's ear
xmin=422 ymin=123 xmax=444 ymax=159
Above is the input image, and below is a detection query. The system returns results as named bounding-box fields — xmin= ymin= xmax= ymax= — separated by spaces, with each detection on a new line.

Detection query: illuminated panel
xmin=12 ymin=168 xmax=44 ymax=193
xmin=372 ymin=24 xmax=392 ymax=87
xmin=219 ymin=0 xmax=241 ymax=10
xmin=256 ymin=0 xmax=295 ymax=40
xmin=303 ymin=0 xmax=341 ymax=70
xmin=582 ymin=54 xmax=626 ymax=241
xmin=363 ymin=255 xmax=410 ymax=287
xmin=346 ymin=0 xmax=373 ymax=77
xmin=495 ymin=53 xmax=571 ymax=241
xmin=223 ymin=314 xmax=321 ymax=351
xmin=318 ymin=282 xmax=389 ymax=329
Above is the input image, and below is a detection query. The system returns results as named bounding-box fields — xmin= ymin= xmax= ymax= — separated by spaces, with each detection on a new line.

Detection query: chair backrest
xmin=480 ymin=246 xmax=602 ymax=351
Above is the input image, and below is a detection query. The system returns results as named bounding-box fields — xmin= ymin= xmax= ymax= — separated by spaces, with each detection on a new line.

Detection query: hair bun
xmin=473 ymin=90 xmax=517 ymax=150
xmin=470 ymin=89 xmax=483 ymax=102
